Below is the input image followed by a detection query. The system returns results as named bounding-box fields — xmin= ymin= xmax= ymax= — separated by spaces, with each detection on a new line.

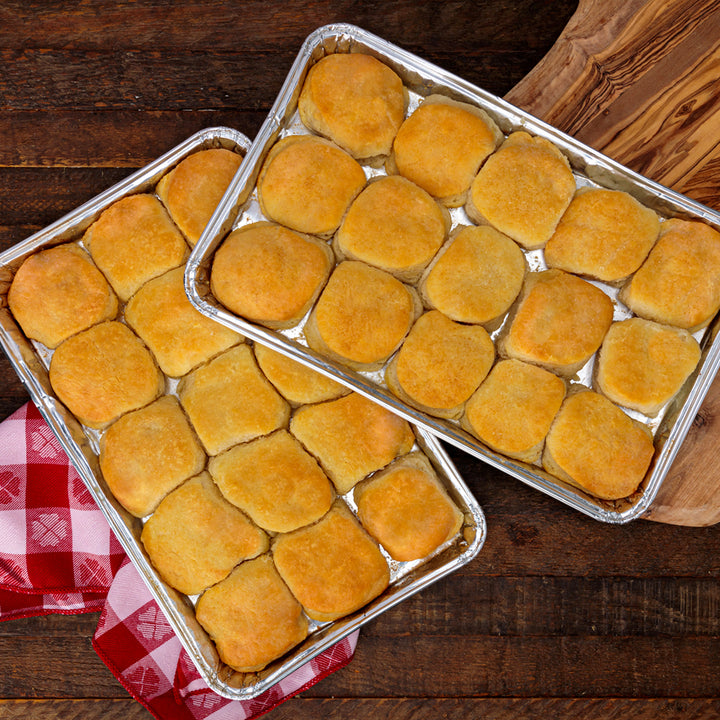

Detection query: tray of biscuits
xmin=0 ymin=126 xmax=486 ymax=699
xmin=186 ymin=23 xmax=720 ymax=524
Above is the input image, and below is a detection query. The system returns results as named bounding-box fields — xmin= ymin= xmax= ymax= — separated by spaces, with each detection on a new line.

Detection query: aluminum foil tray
xmin=186 ymin=24 xmax=720 ymax=524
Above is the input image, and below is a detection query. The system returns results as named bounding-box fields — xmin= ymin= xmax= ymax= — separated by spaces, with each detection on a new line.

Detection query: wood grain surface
xmin=1 ymin=2 xmax=720 ymax=720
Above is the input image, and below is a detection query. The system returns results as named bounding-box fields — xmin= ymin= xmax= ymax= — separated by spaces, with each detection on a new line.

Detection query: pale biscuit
xmin=619 ymin=219 xmax=720 ymax=332
xmin=211 ymin=222 xmax=334 ymax=330
xmin=385 ymin=310 xmax=495 ymax=419
xmin=354 ymin=453 xmax=463 ymax=562
xmin=82 ymin=194 xmax=189 ymax=301
xmin=289 ymin=391 xmax=415 ymax=494
xmin=195 ymin=554 xmax=309 ymax=673
xmin=594 ymin=317 xmax=701 ymax=416
xmin=208 ymin=430 xmax=334 ymax=534
xmin=272 ymin=501 xmax=390 ymax=622
xmin=140 ymin=472 xmax=268 ymax=595
xmin=388 ymin=94 xmax=503 ymax=206
xmin=298 ymin=52 xmax=407 ymax=162
xmin=49 ymin=321 xmax=164 ymax=430
xmin=125 ymin=266 xmax=242 ymax=378
xmin=99 ymin=395 xmax=206 ymax=517
xmin=462 ymin=358 xmax=566 ymax=463
xmin=466 ymin=131 xmax=576 ymax=249
xmin=8 ymin=243 xmax=118 ymax=349
xmin=178 ymin=344 xmax=290 ymax=456
xmin=156 ymin=148 xmax=242 ymax=246
xmin=544 ymin=187 xmax=660 ymax=283
xmin=304 ymin=260 xmax=421 ymax=371
xmin=257 ymin=135 xmax=366 ymax=237
xmin=334 ymin=175 xmax=450 ymax=283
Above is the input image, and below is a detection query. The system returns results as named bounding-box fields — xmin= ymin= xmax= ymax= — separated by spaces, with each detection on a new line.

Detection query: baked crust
xmin=210 ymin=221 xmax=334 ymax=330
xmin=156 ymin=148 xmax=242 ymax=246
xmin=466 ymin=131 xmax=576 ymax=249
xmin=140 ymin=472 xmax=268 ymax=595
xmin=8 ymin=243 xmax=118 ymax=348
xmin=272 ymin=501 xmax=390 ymax=622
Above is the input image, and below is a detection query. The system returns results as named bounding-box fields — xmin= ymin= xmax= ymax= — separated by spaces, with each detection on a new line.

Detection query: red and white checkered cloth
xmin=0 ymin=401 xmax=357 ymax=719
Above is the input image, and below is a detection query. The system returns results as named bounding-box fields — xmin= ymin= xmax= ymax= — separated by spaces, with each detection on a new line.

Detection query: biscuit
xmin=82 ymin=194 xmax=189 ymax=301
xmin=619 ymin=219 xmax=720 ymax=331
xmin=354 ymin=453 xmax=463 ymax=562
xmin=125 ymin=266 xmax=242 ymax=377
xmin=289 ymin=391 xmax=415 ymax=494
xmin=466 ymin=131 xmax=576 ymax=249
xmin=334 ymin=175 xmax=450 ymax=283
xmin=140 ymin=472 xmax=268 ymax=595
xmin=594 ymin=317 xmax=701 ymax=416
xmin=272 ymin=501 xmax=390 ymax=622
xmin=156 ymin=148 xmax=242 ymax=246
xmin=99 ymin=395 xmax=206 ymax=517
xmin=8 ymin=243 xmax=118 ymax=348
xmin=178 ymin=344 xmax=290 ymax=456
xmin=419 ymin=225 xmax=526 ymax=327
xmin=304 ymin=260 xmax=421 ymax=371
xmin=298 ymin=52 xmax=406 ymax=162
xmin=499 ymin=269 xmax=614 ymax=376
xmin=544 ymin=187 xmax=660 ymax=283
xmin=385 ymin=310 xmax=495 ymax=420
xmin=542 ymin=388 xmax=655 ymax=500
xmin=208 ymin=430 xmax=334 ymax=534
xmin=253 ymin=343 xmax=348 ymax=406
xmin=49 ymin=321 xmax=164 ymax=430
xmin=211 ymin=222 xmax=334 ymax=330
xmin=462 ymin=358 xmax=566 ymax=463
xmin=257 ymin=135 xmax=366 ymax=237
xmin=195 ymin=554 xmax=308 ymax=673
xmin=388 ymin=94 xmax=503 ymax=206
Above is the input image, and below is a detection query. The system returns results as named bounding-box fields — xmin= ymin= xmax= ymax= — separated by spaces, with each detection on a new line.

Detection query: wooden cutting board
xmin=505 ymin=0 xmax=720 ymax=526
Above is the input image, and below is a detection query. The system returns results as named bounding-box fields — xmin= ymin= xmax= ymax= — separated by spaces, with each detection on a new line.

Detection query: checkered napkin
xmin=0 ymin=401 xmax=358 ymax=719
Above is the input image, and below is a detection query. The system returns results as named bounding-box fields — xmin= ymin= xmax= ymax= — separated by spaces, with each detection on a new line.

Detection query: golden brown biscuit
xmin=272 ymin=501 xmax=390 ymax=622
xmin=594 ymin=317 xmax=701 ymax=416
xmin=178 ymin=344 xmax=290 ymax=456
xmin=289 ymin=391 xmax=415 ymax=494
xmin=195 ymin=555 xmax=308 ymax=673
xmin=466 ymin=131 xmax=576 ymax=249
xmin=99 ymin=395 xmax=206 ymax=517
xmin=140 ymin=472 xmax=268 ymax=595
xmin=83 ymin=194 xmax=189 ymax=301
xmin=619 ymin=219 xmax=720 ymax=331
xmin=544 ymin=187 xmax=660 ymax=283
xmin=354 ymin=453 xmax=463 ymax=562
xmin=125 ymin=266 xmax=242 ymax=378
xmin=208 ymin=430 xmax=334 ymax=534
xmin=499 ymin=269 xmax=614 ymax=376
xmin=156 ymin=148 xmax=242 ymax=246
xmin=253 ymin=343 xmax=348 ymax=406
xmin=8 ymin=243 xmax=118 ymax=349
xmin=385 ymin=310 xmax=495 ymax=419
xmin=49 ymin=321 xmax=164 ymax=430
xmin=542 ymin=388 xmax=655 ymax=500
xmin=462 ymin=358 xmax=566 ymax=463
xmin=298 ymin=52 xmax=406 ymax=162
xmin=257 ymin=135 xmax=366 ymax=237
xmin=419 ymin=225 xmax=526 ymax=327
xmin=304 ymin=260 xmax=421 ymax=371
xmin=388 ymin=94 xmax=503 ymax=206
xmin=334 ymin=175 xmax=450 ymax=283
xmin=211 ymin=222 xmax=334 ymax=330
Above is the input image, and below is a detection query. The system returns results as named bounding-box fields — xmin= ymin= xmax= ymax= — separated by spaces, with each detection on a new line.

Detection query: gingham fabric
xmin=0 ymin=401 xmax=357 ymax=720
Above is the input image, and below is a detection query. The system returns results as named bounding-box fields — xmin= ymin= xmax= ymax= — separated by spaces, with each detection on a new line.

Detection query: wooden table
xmin=1 ymin=1 xmax=719 ymax=718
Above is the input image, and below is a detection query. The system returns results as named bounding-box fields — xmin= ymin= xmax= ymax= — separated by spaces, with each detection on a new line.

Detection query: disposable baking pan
xmin=0 ymin=126 xmax=486 ymax=699
xmin=186 ymin=23 xmax=720 ymax=524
